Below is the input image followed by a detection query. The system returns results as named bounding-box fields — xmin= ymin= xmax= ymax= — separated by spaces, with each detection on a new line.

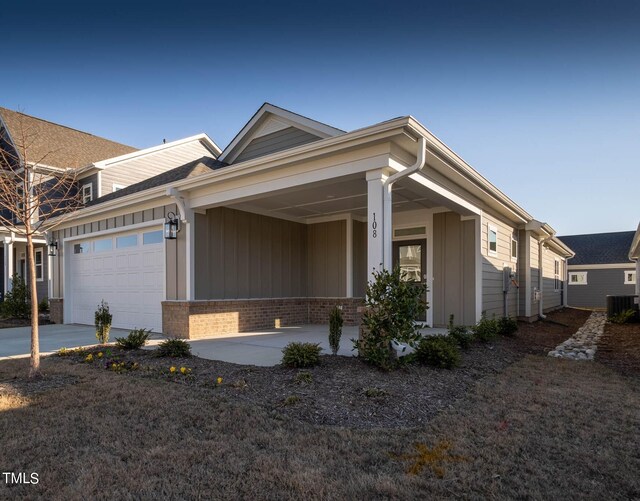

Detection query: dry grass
xmin=1 ymin=311 xmax=639 ymax=499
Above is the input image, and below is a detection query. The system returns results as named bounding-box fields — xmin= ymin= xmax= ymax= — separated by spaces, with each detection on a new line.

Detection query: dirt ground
xmin=1 ymin=308 xmax=639 ymax=499
xmin=597 ymin=321 xmax=640 ymax=376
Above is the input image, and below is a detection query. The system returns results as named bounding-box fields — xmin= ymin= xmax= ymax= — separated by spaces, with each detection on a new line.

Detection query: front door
xmin=392 ymin=239 xmax=427 ymax=322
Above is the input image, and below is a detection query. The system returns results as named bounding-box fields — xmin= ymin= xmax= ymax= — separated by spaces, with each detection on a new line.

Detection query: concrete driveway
xmin=0 ymin=324 xmax=145 ymax=360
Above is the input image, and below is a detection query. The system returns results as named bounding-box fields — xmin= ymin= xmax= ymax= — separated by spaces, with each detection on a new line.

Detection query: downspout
xmin=382 ymin=136 xmax=427 ymax=268
xmin=538 ymin=235 xmax=553 ymax=319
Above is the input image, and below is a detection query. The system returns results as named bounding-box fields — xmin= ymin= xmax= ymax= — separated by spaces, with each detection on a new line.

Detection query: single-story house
xmin=558 ymin=231 xmax=637 ymax=309
xmin=45 ymin=103 xmax=574 ymax=338
xmin=0 ymin=106 xmax=220 ymax=304
xmin=628 ymin=222 xmax=640 ymax=298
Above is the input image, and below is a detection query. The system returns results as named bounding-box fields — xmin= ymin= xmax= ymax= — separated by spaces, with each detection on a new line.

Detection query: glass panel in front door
xmin=398 ymin=244 xmax=422 ymax=282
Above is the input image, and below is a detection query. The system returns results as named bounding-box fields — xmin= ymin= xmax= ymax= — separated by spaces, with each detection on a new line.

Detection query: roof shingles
xmin=558 ymin=231 xmax=635 ymax=265
xmin=0 ymin=107 xmax=137 ymax=169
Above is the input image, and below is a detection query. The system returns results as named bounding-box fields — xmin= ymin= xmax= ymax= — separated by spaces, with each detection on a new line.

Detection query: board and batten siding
xmin=197 ymin=207 xmax=308 ymax=299
xmin=234 ymin=127 xmax=321 ymax=163
xmin=352 ymin=220 xmax=367 ymax=298
xmin=567 ymin=267 xmax=636 ymax=308
xmin=101 ymin=141 xmax=216 ymax=195
xmin=432 ymin=212 xmax=476 ymax=326
xmin=307 ymin=220 xmax=347 ymax=297
xmin=481 ymin=213 xmax=518 ymax=318
xmin=50 ymin=204 xmax=180 ymax=299
xmin=541 ymin=247 xmax=565 ymax=310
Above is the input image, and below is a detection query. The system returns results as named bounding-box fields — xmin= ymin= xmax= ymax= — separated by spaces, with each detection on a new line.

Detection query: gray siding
xmin=307 ymin=220 xmax=346 ymax=297
xmin=234 ymin=127 xmax=321 ymax=163
xmin=567 ymin=267 xmax=636 ymax=308
xmin=542 ymin=248 xmax=565 ymax=310
xmin=353 ymin=220 xmax=367 ymax=298
xmin=433 ymin=212 xmax=476 ymax=326
xmin=198 ymin=207 xmax=308 ymax=299
xmin=78 ymin=173 xmax=99 ymax=201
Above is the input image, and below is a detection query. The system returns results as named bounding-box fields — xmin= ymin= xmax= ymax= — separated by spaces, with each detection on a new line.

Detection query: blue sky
xmin=2 ymin=0 xmax=638 ymax=235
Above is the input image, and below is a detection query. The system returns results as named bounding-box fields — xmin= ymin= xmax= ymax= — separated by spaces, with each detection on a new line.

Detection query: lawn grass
xmin=1 ymin=343 xmax=639 ymax=499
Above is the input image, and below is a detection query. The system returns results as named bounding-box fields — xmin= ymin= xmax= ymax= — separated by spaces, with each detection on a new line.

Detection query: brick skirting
xmin=49 ymin=298 xmax=64 ymax=324
xmin=162 ymin=297 xmax=364 ymax=339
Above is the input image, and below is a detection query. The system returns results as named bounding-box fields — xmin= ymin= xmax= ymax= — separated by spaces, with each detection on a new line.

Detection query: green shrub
xmin=415 ymin=336 xmax=460 ymax=369
xmin=447 ymin=314 xmax=473 ymax=348
xmin=472 ymin=313 xmax=499 ymax=342
xmin=2 ymin=274 xmax=30 ymax=319
xmin=156 ymin=338 xmax=192 ymax=358
xmin=115 ymin=328 xmax=152 ymax=349
xmin=281 ymin=342 xmax=322 ymax=368
xmin=38 ymin=296 xmax=49 ymax=314
xmin=609 ymin=309 xmax=637 ymax=324
xmin=497 ymin=316 xmax=518 ymax=337
xmin=357 ymin=266 xmax=428 ymax=370
xmin=94 ymin=300 xmax=112 ymax=344
xmin=329 ymin=306 xmax=344 ymax=355
xmin=293 ymin=371 xmax=313 ymax=385
xmin=363 ymin=387 xmax=389 ymax=398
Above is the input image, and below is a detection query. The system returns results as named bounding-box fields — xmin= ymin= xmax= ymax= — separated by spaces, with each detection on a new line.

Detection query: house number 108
xmin=372 ymin=212 xmax=377 ymax=238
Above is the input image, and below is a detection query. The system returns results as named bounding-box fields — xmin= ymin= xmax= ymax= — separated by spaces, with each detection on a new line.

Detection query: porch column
xmin=345 ymin=215 xmax=353 ymax=297
xmin=4 ymin=238 xmax=13 ymax=294
xmin=366 ymin=169 xmax=391 ymax=279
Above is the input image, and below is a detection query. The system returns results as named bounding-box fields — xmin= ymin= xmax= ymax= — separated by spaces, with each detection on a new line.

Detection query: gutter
xmin=381 ymin=136 xmax=426 ymax=267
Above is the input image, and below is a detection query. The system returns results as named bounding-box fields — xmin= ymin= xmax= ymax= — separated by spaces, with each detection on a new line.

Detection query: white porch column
xmin=636 ymin=259 xmax=640 ymax=297
xmin=4 ymin=238 xmax=14 ymax=294
xmin=185 ymin=210 xmax=195 ymax=301
xmin=366 ymin=169 xmax=391 ymax=279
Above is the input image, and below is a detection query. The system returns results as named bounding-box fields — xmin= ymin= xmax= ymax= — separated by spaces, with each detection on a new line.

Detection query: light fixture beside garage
xmin=48 ymin=238 xmax=58 ymax=257
xmin=164 ymin=211 xmax=180 ymax=240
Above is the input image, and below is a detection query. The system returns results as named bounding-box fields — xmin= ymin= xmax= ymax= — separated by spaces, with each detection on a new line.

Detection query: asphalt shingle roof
xmin=0 ymin=107 xmax=137 ymax=169
xmin=88 ymin=156 xmax=227 ymax=206
xmin=558 ymin=231 xmax=635 ymax=265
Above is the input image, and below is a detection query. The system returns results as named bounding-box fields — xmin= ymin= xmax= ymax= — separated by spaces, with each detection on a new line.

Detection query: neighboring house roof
xmin=558 ymin=231 xmax=635 ymax=265
xmin=87 ymin=156 xmax=226 ymax=206
xmin=0 ymin=107 xmax=136 ymax=169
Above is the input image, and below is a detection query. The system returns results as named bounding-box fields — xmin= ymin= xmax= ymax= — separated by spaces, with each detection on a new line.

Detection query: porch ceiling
xmin=225 ymin=174 xmax=451 ymax=222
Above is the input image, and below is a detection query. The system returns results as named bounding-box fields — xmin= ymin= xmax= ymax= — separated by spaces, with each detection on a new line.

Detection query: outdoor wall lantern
xmin=48 ymin=238 xmax=58 ymax=257
xmin=164 ymin=211 xmax=180 ymax=240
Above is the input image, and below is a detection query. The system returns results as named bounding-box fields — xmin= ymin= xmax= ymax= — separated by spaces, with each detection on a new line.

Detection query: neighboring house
xmin=629 ymin=223 xmax=640 ymax=298
xmin=558 ymin=231 xmax=637 ymax=308
xmin=47 ymin=103 xmax=573 ymax=337
xmin=0 ymin=106 xmax=221 ymax=303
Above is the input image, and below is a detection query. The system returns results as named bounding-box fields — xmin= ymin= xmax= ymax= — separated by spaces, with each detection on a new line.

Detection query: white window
xmin=554 ymin=259 xmax=561 ymax=291
xmin=94 ymin=238 xmax=113 ymax=252
xmin=74 ymin=243 xmax=90 ymax=254
xmin=35 ymin=249 xmax=43 ymax=282
xmin=82 ymin=184 xmax=93 ymax=203
xmin=113 ymin=183 xmax=127 ymax=191
xmin=116 ymin=234 xmax=138 ymax=248
xmin=624 ymin=270 xmax=636 ymax=285
xmin=488 ymin=224 xmax=498 ymax=257
xmin=143 ymin=230 xmax=163 ymax=245
xmin=511 ymin=235 xmax=518 ymax=262
xmin=568 ymin=272 xmax=587 ymax=285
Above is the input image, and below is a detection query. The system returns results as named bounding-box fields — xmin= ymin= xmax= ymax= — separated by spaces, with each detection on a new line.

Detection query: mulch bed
xmin=0 ymin=315 xmax=52 ymax=329
xmin=0 ymin=373 xmax=80 ymax=396
xmin=43 ymin=308 xmax=592 ymax=430
xmin=596 ymin=321 xmax=640 ymax=377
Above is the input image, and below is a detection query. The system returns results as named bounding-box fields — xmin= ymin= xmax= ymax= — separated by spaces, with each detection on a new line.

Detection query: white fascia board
xmin=408 ymin=117 xmax=533 ymax=224
xmin=219 ymin=103 xmax=344 ymax=163
xmin=91 ymin=133 xmax=222 ymax=170
xmin=567 ymin=263 xmax=635 ymax=270
xmin=629 ymin=222 xmax=640 ymax=260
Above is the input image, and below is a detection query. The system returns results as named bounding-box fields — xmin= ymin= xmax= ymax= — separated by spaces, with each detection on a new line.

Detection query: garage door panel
xmin=69 ymin=230 xmax=164 ymax=332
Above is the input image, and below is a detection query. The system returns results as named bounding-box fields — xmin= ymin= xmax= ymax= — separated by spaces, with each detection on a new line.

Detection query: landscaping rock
xmin=547 ymin=312 xmax=606 ymax=361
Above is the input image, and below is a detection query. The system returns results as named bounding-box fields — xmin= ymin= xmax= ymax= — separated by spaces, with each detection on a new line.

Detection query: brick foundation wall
xmin=162 ymin=297 xmax=364 ymax=339
xmin=49 ymin=298 xmax=64 ymax=324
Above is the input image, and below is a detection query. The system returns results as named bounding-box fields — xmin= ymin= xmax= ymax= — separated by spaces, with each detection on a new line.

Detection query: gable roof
xmin=218 ymin=103 xmax=345 ymax=164
xmin=0 ymin=107 xmax=137 ymax=169
xmin=88 ymin=156 xmax=226 ymax=206
xmin=558 ymin=231 xmax=635 ymax=265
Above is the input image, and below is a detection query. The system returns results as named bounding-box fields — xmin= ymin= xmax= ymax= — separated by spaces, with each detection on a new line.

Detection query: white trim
xmin=487 ymin=223 xmax=498 ymax=257
xmin=346 ymin=215 xmax=353 ymax=297
xmin=393 ymin=224 xmax=427 ymax=241
xmin=568 ymin=271 xmax=588 ymax=285
xmin=554 ymin=258 xmax=561 ymax=292
xmin=511 ymin=234 xmax=518 ymax=263
xmin=426 ymin=211 xmax=434 ymax=326
xmin=567 ymin=263 xmax=635 ymax=270
xmin=623 ymin=270 xmax=636 ymax=285
xmin=35 ymin=248 xmax=44 ymax=282
xmin=82 ymin=183 xmax=93 ymax=204
xmin=97 ymin=171 xmax=103 ymax=198
xmin=112 ymin=183 xmax=127 ymax=191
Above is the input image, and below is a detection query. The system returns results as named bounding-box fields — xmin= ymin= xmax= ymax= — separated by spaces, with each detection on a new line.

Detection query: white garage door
xmin=68 ymin=228 xmax=165 ymax=332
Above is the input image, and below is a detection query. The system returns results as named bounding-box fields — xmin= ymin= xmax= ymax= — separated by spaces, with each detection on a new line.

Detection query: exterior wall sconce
xmin=164 ymin=211 xmax=180 ymax=240
xmin=48 ymin=238 xmax=58 ymax=257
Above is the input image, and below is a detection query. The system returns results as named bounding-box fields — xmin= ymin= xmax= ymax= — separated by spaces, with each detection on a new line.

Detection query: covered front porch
xmin=0 ymin=232 xmax=49 ymax=302
xmin=162 ymin=137 xmax=482 ymax=338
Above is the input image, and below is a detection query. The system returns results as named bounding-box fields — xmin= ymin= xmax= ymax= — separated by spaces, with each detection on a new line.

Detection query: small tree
xmin=328 ymin=306 xmax=343 ymax=355
xmin=95 ymin=300 xmax=113 ymax=344
xmin=357 ymin=266 xmax=428 ymax=370
xmin=0 ymin=111 xmax=81 ymax=377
